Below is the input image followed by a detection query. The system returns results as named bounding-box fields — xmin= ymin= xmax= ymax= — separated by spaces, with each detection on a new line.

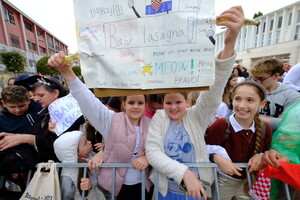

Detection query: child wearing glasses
xmin=250 ymin=58 xmax=300 ymax=132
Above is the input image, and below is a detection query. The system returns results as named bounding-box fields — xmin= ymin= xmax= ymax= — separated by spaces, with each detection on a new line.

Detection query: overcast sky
xmin=7 ymin=0 xmax=300 ymax=53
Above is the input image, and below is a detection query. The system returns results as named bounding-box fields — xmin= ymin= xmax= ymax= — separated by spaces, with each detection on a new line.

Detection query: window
xmin=24 ymin=21 xmax=32 ymax=31
xmin=262 ymin=22 xmax=266 ymax=33
xmin=10 ymin=34 xmax=20 ymax=48
xmin=4 ymin=8 xmax=9 ymax=21
xmin=29 ymin=60 xmax=35 ymax=68
xmin=288 ymin=13 xmax=292 ymax=25
xmin=27 ymin=40 xmax=31 ymax=49
xmin=275 ymin=30 xmax=280 ymax=43
xmin=31 ymin=43 xmax=36 ymax=51
xmin=4 ymin=8 xmax=15 ymax=24
xmin=267 ymin=32 xmax=272 ymax=45
xmin=47 ymin=36 xmax=54 ymax=48
xmin=278 ymin=16 xmax=283 ymax=28
xmin=261 ymin=34 xmax=264 ymax=46
xmin=37 ymin=29 xmax=43 ymax=37
xmin=49 ymin=50 xmax=55 ymax=56
xmin=270 ymin=19 xmax=274 ymax=31
xmin=254 ymin=36 xmax=258 ymax=48
xmin=294 ymin=25 xmax=300 ymax=40
xmin=27 ymin=40 xmax=37 ymax=51
xmin=39 ymin=46 xmax=46 ymax=54
xmin=297 ymin=10 xmax=300 ymax=23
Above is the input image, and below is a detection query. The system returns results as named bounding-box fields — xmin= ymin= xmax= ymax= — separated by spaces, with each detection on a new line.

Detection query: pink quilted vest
xmin=98 ymin=112 xmax=152 ymax=195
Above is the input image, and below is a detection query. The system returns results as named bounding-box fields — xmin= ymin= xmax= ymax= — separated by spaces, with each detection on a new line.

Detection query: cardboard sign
xmin=49 ymin=94 xmax=83 ymax=136
xmin=73 ymin=0 xmax=215 ymax=96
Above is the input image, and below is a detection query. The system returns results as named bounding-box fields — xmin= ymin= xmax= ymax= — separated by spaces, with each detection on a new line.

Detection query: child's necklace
xmin=240 ymin=130 xmax=254 ymax=143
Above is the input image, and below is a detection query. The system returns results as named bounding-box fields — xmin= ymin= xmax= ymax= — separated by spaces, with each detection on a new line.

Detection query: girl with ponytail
xmin=205 ymin=81 xmax=273 ymax=200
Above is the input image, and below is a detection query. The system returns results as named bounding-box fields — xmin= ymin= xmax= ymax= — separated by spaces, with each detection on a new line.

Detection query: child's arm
xmin=88 ymin=149 xmax=104 ymax=170
xmin=0 ymin=132 xmax=35 ymax=150
xmin=47 ymin=52 xmax=114 ymax=139
xmin=132 ymin=155 xmax=149 ymax=170
xmin=206 ymin=145 xmax=242 ymax=176
xmin=80 ymin=177 xmax=92 ymax=191
xmin=217 ymin=6 xmax=244 ymax=60
xmin=213 ymin=154 xmax=242 ymax=176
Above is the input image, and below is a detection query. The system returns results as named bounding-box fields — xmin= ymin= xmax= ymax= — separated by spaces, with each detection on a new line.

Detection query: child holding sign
xmin=47 ymin=65 xmax=153 ymax=200
xmin=145 ymin=6 xmax=245 ymax=200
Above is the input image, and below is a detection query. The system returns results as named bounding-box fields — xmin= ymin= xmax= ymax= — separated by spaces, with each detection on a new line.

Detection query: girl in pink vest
xmin=47 ymin=62 xmax=152 ymax=200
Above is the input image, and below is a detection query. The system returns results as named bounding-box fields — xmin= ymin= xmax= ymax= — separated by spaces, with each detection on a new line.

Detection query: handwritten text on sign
xmin=49 ymin=94 xmax=82 ymax=136
xmin=74 ymin=0 xmax=216 ymax=89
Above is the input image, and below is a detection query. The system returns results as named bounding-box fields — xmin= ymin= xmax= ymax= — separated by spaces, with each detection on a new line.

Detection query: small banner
xmin=49 ymin=94 xmax=83 ymax=136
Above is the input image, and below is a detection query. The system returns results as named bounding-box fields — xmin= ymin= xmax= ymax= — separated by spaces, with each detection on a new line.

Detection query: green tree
xmin=0 ymin=50 xmax=26 ymax=75
xmin=253 ymin=12 xmax=263 ymax=19
xmin=36 ymin=56 xmax=59 ymax=76
xmin=72 ymin=66 xmax=82 ymax=76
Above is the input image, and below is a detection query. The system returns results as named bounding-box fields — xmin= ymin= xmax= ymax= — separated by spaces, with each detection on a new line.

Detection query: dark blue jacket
xmin=0 ymin=101 xmax=42 ymax=133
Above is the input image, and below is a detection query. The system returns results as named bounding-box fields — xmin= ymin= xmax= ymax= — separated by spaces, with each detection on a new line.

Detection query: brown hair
xmin=232 ymin=81 xmax=267 ymax=155
xmin=1 ymin=85 xmax=29 ymax=103
xmin=250 ymin=58 xmax=285 ymax=77
xmin=120 ymin=95 xmax=147 ymax=112
xmin=161 ymin=92 xmax=189 ymax=102
xmin=222 ymin=74 xmax=237 ymax=108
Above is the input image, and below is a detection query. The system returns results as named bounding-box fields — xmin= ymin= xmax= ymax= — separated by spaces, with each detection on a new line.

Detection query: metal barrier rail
xmin=27 ymin=162 xmax=291 ymax=200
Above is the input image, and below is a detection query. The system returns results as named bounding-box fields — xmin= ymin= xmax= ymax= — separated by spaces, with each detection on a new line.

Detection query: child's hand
xmin=183 ymin=170 xmax=207 ymax=200
xmin=48 ymin=120 xmax=56 ymax=134
xmin=0 ymin=132 xmax=22 ymax=150
xmin=132 ymin=155 xmax=149 ymax=170
xmin=247 ymin=153 xmax=263 ymax=173
xmin=88 ymin=150 xmax=104 ymax=170
xmin=94 ymin=142 xmax=105 ymax=152
xmin=214 ymin=154 xmax=242 ymax=176
xmin=47 ymin=51 xmax=76 ymax=82
xmin=80 ymin=177 xmax=92 ymax=191
xmin=262 ymin=150 xmax=289 ymax=168
xmin=217 ymin=6 xmax=244 ymax=59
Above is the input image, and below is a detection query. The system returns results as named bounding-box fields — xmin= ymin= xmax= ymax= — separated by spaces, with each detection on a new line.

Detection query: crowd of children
xmin=0 ymin=4 xmax=299 ymax=200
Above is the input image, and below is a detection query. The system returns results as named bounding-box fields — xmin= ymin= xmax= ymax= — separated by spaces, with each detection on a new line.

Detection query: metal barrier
xmin=27 ymin=162 xmax=291 ymax=200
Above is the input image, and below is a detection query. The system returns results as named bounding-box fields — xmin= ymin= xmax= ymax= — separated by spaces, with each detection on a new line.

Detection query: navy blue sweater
xmin=0 ymin=101 xmax=42 ymax=133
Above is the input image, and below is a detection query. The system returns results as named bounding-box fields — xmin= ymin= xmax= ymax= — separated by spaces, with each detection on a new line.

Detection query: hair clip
xmin=37 ymin=77 xmax=51 ymax=86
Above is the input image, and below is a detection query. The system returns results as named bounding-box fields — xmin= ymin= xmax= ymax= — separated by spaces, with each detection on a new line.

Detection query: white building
xmin=215 ymin=1 xmax=300 ymax=68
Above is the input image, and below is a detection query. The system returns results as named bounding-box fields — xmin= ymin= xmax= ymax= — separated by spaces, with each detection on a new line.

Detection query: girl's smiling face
xmin=123 ymin=95 xmax=146 ymax=126
xmin=232 ymin=85 xmax=266 ymax=123
xmin=163 ymin=93 xmax=188 ymax=125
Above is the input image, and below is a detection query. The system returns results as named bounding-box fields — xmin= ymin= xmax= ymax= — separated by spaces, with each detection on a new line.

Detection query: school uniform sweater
xmin=205 ymin=115 xmax=273 ymax=179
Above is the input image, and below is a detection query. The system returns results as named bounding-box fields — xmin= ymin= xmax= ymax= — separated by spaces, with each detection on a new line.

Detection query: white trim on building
xmin=215 ymin=1 xmax=300 ymax=68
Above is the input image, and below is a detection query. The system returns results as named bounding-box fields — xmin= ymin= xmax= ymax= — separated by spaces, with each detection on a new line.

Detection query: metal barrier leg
xmin=142 ymin=170 xmax=145 ymax=200
xmin=81 ymin=167 xmax=87 ymax=200
xmin=284 ymin=183 xmax=291 ymax=200
xmin=111 ymin=167 xmax=116 ymax=200
xmin=26 ymin=170 xmax=32 ymax=186
xmin=213 ymin=168 xmax=220 ymax=200
xmin=245 ymin=168 xmax=254 ymax=200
